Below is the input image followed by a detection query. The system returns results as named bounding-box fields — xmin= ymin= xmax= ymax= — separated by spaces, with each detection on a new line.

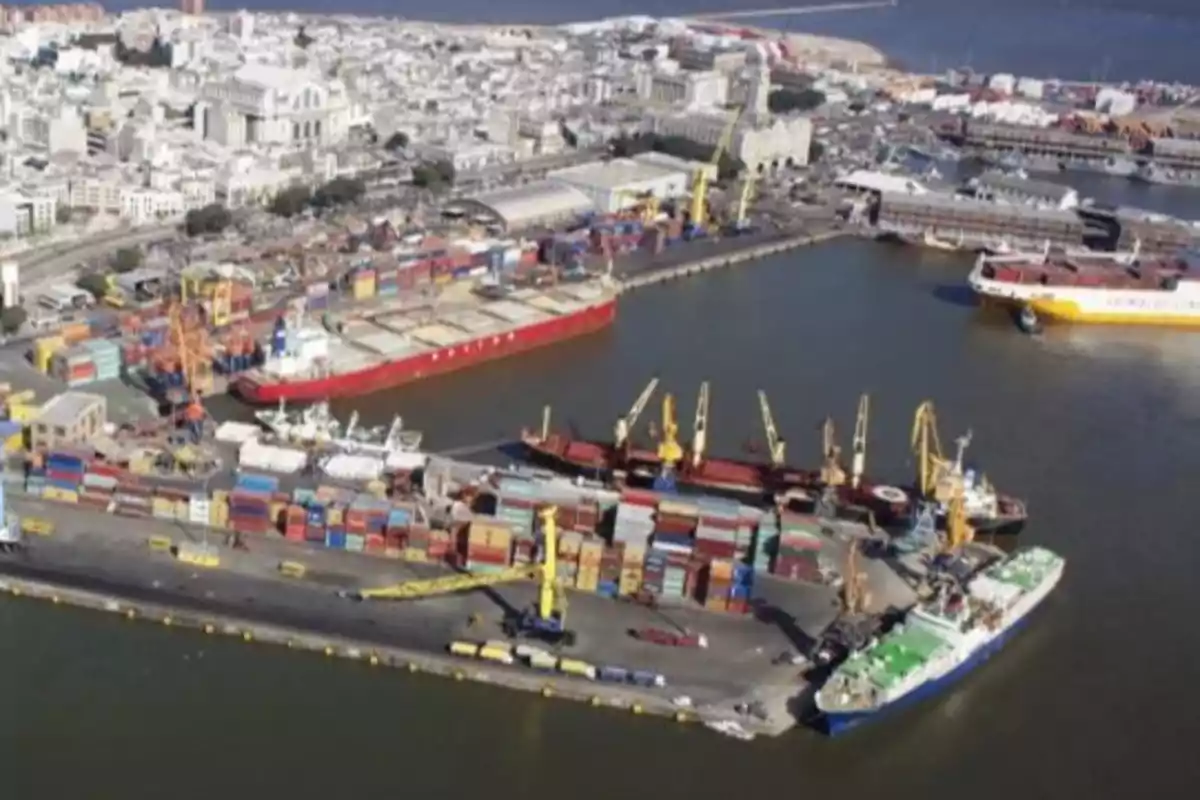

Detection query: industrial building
xmin=449 ymin=181 xmax=594 ymax=232
xmin=646 ymin=110 xmax=813 ymax=174
xmin=548 ymin=156 xmax=694 ymax=215
xmin=835 ymin=170 xmax=930 ymax=198
xmin=30 ymin=391 xmax=107 ymax=451
xmin=874 ymin=192 xmax=1086 ymax=248
xmin=972 ymin=171 xmax=1079 ymax=211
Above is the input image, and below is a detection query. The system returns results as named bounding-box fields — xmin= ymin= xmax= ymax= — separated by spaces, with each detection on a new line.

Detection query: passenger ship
xmin=967 ymin=245 xmax=1200 ymax=327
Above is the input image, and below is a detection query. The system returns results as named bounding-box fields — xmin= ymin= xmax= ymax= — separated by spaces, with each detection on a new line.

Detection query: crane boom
xmin=689 ymin=108 xmax=742 ymax=231
xmin=910 ymin=401 xmax=944 ymax=498
xmin=758 ymin=390 xmax=785 ymax=468
xmin=820 ymin=416 xmax=846 ymax=486
xmin=851 ymin=393 xmax=869 ymax=489
xmin=615 ymin=377 xmax=659 ymax=449
xmin=736 ymin=175 xmax=756 ymax=229
xmin=691 ymin=381 xmax=710 ymax=468
xmin=657 ymin=393 xmax=684 ymax=464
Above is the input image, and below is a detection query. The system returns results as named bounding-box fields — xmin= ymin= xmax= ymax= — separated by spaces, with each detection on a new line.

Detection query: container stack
xmin=702 ymin=558 xmax=735 ymax=611
xmin=773 ymin=513 xmax=826 ymax=582
xmin=352 ymin=267 xmax=376 ymax=300
xmin=114 ymin=482 xmax=152 ymax=518
xmin=613 ymin=489 xmax=655 ymax=548
xmin=229 ymin=490 xmax=273 ymax=535
xmin=80 ymin=472 xmax=117 ymax=510
xmin=596 ymin=545 xmax=622 ymax=597
xmin=51 ymin=339 xmax=120 ymax=387
xmin=752 ymin=509 xmax=779 ymax=573
xmin=385 ymin=504 xmax=413 ymax=549
xmin=728 ymin=563 xmax=754 ymax=614
xmin=694 ymin=497 xmax=739 ymax=560
xmin=42 ymin=450 xmax=85 ymax=502
xmin=465 ymin=518 xmax=514 ymax=574
xmin=284 ymin=504 xmax=307 ymax=542
xmin=575 ymin=538 xmax=603 ymax=593
xmin=376 ymin=266 xmax=400 ymax=297
xmin=618 ymin=542 xmax=645 ymax=596
xmin=556 ymin=530 xmax=582 ymax=585
xmin=33 ymin=335 xmax=64 ymax=374
xmin=495 ymin=478 xmax=538 ymax=538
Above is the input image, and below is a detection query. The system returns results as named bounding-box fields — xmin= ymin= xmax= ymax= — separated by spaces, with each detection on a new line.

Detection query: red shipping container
xmin=727 ymin=598 xmax=749 ymax=615
xmin=694 ymin=538 xmax=737 ymax=559
xmin=285 ymin=525 xmax=306 ymax=542
xmin=88 ymin=463 xmax=122 ymax=478
xmin=365 ymin=533 xmax=387 ymax=553
xmin=620 ymin=488 xmax=659 ymax=508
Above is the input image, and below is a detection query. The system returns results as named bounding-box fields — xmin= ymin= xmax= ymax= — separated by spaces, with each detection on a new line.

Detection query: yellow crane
xmin=757 ymin=389 xmax=786 ymax=468
xmin=344 ymin=507 xmax=574 ymax=645
xmin=732 ymin=174 xmax=756 ymax=232
xmin=910 ymin=400 xmax=944 ymax=498
xmin=850 ymin=393 xmax=869 ymax=489
xmin=819 ymin=416 xmax=846 ymax=486
xmin=181 ymin=271 xmax=234 ymax=328
xmin=690 ymin=380 xmax=710 ymax=468
xmin=657 ymin=393 xmax=684 ymax=465
xmin=614 ymin=377 xmax=659 ymax=451
xmin=614 ymin=189 xmax=660 ymax=224
xmin=688 ymin=108 xmax=742 ymax=233
xmin=944 ymin=489 xmax=975 ymax=552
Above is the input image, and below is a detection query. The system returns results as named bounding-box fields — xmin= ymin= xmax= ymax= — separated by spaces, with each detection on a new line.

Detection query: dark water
xmin=8 ymin=236 xmax=1200 ymax=796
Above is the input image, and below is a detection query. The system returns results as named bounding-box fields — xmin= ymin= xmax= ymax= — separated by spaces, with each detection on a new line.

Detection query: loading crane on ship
xmin=656 ymin=393 xmax=685 ymax=466
xmin=850 ymin=393 xmax=869 ymax=489
xmin=342 ymin=506 xmax=575 ymax=646
xmin=943 ymin=488 xmax=975 ymax=553
xmin=614 ymin=377 xmax=660 ymax=452
xmin=757 ymin=390 xmax=786 ymax=469
xmin=688 ymin=108 xmax=742 ymax=236
xmin=819 ymin=416 xmax=846 ymax=487
xmin=690 ymin=380 xmax=710 ymax=469
xmin=911 ymin=400 xmax=992 ymax=505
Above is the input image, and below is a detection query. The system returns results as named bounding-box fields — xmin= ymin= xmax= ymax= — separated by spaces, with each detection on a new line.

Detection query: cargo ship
xmin=521 ymin=388 xmax=1027 ymax=536
xmin=233 ymin=280 xmax=617 ymax=403
xmin=968 ymin=246 xmax=1200 ymax=327
xmin=815 ymin=546 xmax=1064 ymax=735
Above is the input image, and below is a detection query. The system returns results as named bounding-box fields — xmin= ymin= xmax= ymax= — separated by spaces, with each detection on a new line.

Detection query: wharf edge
xmin=0 ymin=573 xmax=793 ymax=740
xmin=617 ymin=231 xmax=847 ymax=293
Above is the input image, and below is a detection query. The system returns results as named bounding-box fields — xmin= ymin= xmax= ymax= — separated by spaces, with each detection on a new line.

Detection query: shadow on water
xmin=931 ymin=283 xmax=980 ymax=309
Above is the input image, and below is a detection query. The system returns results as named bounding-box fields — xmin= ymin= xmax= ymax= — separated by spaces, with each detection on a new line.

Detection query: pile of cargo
xmin=48 ymin=339 xmax=121 ymax=387
xmin=772 ymin=512 xmax=828 ymax=582
xmin=448 ymin=640 xmax=668 ymax=688
xmin=465 ymin=519 xmax=515 ymax=575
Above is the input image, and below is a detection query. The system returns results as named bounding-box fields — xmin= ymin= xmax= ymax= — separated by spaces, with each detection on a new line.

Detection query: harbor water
xmin=7 ymin=235 xmax=1200 ymax=796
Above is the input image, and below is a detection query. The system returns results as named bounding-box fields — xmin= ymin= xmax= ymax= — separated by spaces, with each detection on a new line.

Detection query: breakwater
xmin=618 ymin=230 xmax=846 ymax=293
xmin=0 ymin=570 xmax=794 ymax=740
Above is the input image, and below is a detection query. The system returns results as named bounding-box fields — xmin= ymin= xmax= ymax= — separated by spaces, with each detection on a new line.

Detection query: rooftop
xmin=550 ymin=157 xmax=685 ymax=190
xmin=37 ymin=391 xmax=105 ymax=428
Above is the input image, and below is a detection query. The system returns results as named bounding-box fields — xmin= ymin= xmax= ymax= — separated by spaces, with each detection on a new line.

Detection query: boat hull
xmin=234 ymin=297 xmax=617 ymax=404
xmin=820 ymin=613 xmax=1031 ymax=737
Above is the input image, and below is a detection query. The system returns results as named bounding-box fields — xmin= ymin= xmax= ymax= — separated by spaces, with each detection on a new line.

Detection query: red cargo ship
xmin=233 ymin=281 xmax=617 ymax=403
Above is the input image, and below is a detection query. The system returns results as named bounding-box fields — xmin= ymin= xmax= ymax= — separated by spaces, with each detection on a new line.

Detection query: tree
xmin=0 ymin=306 xmax=27 ymax=335
xmin=767 ymin=88 xmax=826 ymax=115
xmin=384 ymin=131 xmax=409 ymax=151
xmin=270 ymin=185 xmax=312 ymax=217
xmin=609 ymin=133 xmax=745 ymax=181
xmin=313 ymin=177 xmax=366 ymax=208
xmin=55 ymin=206 xmax=72 ymax=224
xmin=411 ymin=160 xmax=456 ymax=189
xmin=110 ymin=247 xmax=142 ymax=273
xmin=184 ymin=203 xmax=232 ymax=237
xmin=76 ymin=273 xmax=111 ymax=301
xmin=810 ymin=140 xmax=826 ymax=164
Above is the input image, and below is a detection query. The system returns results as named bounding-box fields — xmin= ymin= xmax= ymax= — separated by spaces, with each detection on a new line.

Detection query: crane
xmin=757 ymin=390 xmax=786 ymax=468
xmin=614 ymin=377 xmax=659 ymax=451
xmin=728 ymin=174 xmax=757 ymax=235
xmin=850 ymin=393 xmax=869 ymax=489
xmin=943 ymin=488 xmax=975 ymax=552
xmin=688 ymin=108 xmax=742 ymax=236
xmin=911 ymin=400 xmax=946 ymax=499
xmin=690 ymin=380 xmax=709 ymax=468
xmin=614 ymin=189 xmax=660 ymax=224
xmin=819 ymin=416 xmax=846 ymax=486
xmin=344 ymin=506 xmax=574 ymax=646
xmin=657 ymin=393 xmax=684 ymax=465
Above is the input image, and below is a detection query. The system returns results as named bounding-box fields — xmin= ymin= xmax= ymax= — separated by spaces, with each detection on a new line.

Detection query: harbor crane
xmin=657 ymin=393 xmax=685 ymax=465
xmin=614 ymin=189 xmax=661 ymax=224
xmin=343 ymin=506 xmax=575 ymax=646
xmin=850 ymin=393 xmax=869 ymax=489
xmin=819 ymin=416 xmax=846 ymax=486
xmin=727 ymin=175 xmax=757 ymax=235
xmin=943 ymin=488 xmax=975 ymax=552
xmin=614 ymin=378 xmax=659 ymax=451
xmin=690 ymin=381 xmax=710 ymax=468
xmin=688 ymin=108 xmax=742 ymax=235
xmin=911 ymin=401 xmax=989 ymax=505
xmin=757 ymin=390 xmax=786 ymax=468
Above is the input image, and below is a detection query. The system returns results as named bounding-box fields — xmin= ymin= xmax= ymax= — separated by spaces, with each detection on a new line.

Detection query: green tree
xmin=270 ymin=185 xmax=312 ymax=217
xmin=411 ymin=160 xmax=456 ymax=189
xmin=55 ymin=206 xmax=72 ymax=225
xmin=0 ymin=306 xmax=27 ymax=335
xmin=384 ymin=131 xmax=409 ymax=150
xmin=767 ymin=88 xmax=826 ymax=114
xmin=110 ymin=247 xmax=142 ymax=273
xmin=313 ymin=177 xmax=366 ymax=208
xmin=184 ymin=203 xmax=232 ymax=237
xmin=76 ymin=272 xmax=111 ymax=300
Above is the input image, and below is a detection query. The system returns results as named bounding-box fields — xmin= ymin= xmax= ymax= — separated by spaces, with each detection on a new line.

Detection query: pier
xmin=618 ymin=230 xmax=846 ymax=293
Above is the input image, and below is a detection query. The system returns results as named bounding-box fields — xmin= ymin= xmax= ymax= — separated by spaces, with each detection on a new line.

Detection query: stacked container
xmin=694 ymin=497 xmax=740 ymax=560
xmin=284 ymin=505 xmax=307 ymax=542
xmin=612 ymin=489 xmax=655 ymax=548
xmin=728 ymin=563 xmax=754 ymax=614
xmin=43 ymin=450 xmax=85 ymax=502
xmin=703 ymin=558 xmax=735 ymax=611
xmin=752 ymin=509 xmax=779 ymax=573
xmin=80 ymin=472 xmax=117 ymax=510
xmin=575 ymin=538 xmax=603 ymax=593
xmin=465 ymin=518 xmax=513 ymax=574
xmin=352 ymin=267 xmax=376 ymax=300
xmin=376 ymin=267 xmax=399 ymax=297
xmin=495 ymin=478 xmax=537 ymax=538
xmin=229 ymin=490 xmax=273 ymax=535
xmin=773 ymin=513 xmax=826 ymax=582
xmin=556 ymin=530 xmax=582 ymax=585
xmin=618 ymin=542 xmax=645 ymax=596
xmin=51 ymin=340 xmax=120 ymax=387
xmin=114 ymin=481 xmax=152 ymax=517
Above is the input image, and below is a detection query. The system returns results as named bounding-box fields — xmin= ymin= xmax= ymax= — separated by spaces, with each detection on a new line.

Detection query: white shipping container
xmin=239 ymin=440 xmax=307 ymax=474
xmin=189 ymin=497 xmax=211 ymax=525
xmin=216 ymin=421 xmax=262 ymax=444
xmin=322 ymin=453 xmax=385 ymax=482
xmin=385 ymin=451 xmax=428 ymax=472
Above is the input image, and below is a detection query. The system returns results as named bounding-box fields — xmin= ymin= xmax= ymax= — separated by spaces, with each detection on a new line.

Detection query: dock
xmin=618 ymin=230 xmax=845 ymax=294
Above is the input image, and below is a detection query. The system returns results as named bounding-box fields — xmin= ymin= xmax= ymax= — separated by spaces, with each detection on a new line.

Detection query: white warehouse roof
xmin=835 ymin=170 xmax=929 ymax=195
xmin=550 ymin=157 xmax=685 ymax=191
xmin=461 ymin=181 xmax=595 ymax=229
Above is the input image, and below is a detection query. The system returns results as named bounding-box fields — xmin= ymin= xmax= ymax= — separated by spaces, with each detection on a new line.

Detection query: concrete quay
xmin=618 ymin=230 xmax=846 ymax=294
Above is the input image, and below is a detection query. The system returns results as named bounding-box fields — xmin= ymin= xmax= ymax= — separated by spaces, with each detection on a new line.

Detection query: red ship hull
xmin=233 ymin=297 xmax=617 ymax=404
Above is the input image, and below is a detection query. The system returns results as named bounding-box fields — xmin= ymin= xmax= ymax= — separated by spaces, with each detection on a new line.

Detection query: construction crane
xmin=757 ymin=390 xmax=786 ymax=468
xmin=850 ymin=393 xmax=869 ymax=489
xmin=614 ymin=377 xmax=659 ymax=451
xmin=690 ymin=381 xmax=710 ymax=468
xmin=688 ymin=108 xmax=742 ymax=236
xmin=657 ymin=393 xmax=684 ymax=465
xmin=819 ymin=416 xmax=846 ymax=486
xmin=344 ymin=507 xmax=575 ymax=646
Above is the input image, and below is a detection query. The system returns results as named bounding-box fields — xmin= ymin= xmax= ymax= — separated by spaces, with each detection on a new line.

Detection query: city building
xmin=647 ymin=110 xmax=814 ymax=173
xmin=197 ymin=65 xmax=351 ymax=148
xmin=548 ymin=157 xmax=692 ymax=214
xmin=29 ymin=392 xmax=107 ymax=452
xmin=452 ymin=182 xmax=595 ymax=232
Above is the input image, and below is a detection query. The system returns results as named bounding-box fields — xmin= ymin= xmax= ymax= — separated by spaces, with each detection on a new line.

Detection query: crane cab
xmin=503 ymin=608 xmax=576 ymax=648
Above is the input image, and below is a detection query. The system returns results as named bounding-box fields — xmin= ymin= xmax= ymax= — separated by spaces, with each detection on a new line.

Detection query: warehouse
xmin=548 ymin=157 xmax=693 ymax=215
xmin=449 ymin=181 xmax=594 ymax=232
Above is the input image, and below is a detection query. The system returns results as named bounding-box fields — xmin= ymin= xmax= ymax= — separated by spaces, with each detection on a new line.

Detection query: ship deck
xmin=980 ymin=253 xmax=1192 ymax=290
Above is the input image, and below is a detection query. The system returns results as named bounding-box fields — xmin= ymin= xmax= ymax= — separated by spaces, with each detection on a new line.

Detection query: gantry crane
xmin=343 ymin=506 xmax=574 ymax=646
xmin=819 ymin=415 xmax=846 ymax=486
xmin=167 ymin=301 xmax=214 ymax=399
xmin=688 ymin=108 xmax=742 ymax=235
xmin=757 ymin=390 xmax=786 ymax=469
xmin=690 ymin=381 xmax=709 ymax=469
xmin=657 ymin=392 xmax=684 ymax=465
xmin=850 ymin=393 xmax=869 ymax=489
xmin=614 ymin=377 xmax=659 ymax=451
xmin=911 ymin=401 xmax=984 ymax=505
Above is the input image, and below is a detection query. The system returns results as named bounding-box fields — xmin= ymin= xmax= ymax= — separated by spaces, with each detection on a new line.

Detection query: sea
xmin=6 ymin=2 xmax=1200 ymax=798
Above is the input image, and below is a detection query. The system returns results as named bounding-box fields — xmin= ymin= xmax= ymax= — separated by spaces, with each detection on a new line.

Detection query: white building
xmin=647 ymin=111 xmax=814 ymax=173
xmin=0 ymin=187 xmax=57 ymax=237
xmin=548 ymin=158 xmax=692 ymax=214
xmin=641 ymin=69 xmax=728 ymax=111
xmin=198 ymin=64 xmax=351 ymax=149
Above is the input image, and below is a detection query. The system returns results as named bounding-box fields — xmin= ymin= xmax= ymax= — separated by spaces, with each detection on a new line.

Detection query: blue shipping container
xmin=598 ymin=666 xmax=629 ymax=683
xmin=325 ymin=530 xmax=347 ymax=549
xmin=236 ymin=473 xmax=280 ymax=494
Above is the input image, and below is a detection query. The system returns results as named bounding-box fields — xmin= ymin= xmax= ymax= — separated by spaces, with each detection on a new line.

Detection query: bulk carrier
xmin=521 ymin=385 xmax=1027 ymax=536
xmin=969 ymin=246 xmax=1200 ymax=327
xmin=815 ymin=546 xmax=1064 ymax=735
xmin=233 ymin=279 xmax=617 ymax=404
